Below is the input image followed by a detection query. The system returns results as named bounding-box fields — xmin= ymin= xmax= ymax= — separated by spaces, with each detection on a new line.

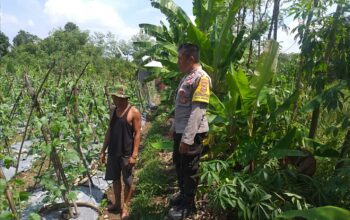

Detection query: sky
xmin=0 ymin=0 xmax=300 ymax=53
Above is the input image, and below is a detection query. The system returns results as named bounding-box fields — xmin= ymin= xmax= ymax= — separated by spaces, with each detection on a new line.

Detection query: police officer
xmin=168 ymin=43 xmax=211 ymax=219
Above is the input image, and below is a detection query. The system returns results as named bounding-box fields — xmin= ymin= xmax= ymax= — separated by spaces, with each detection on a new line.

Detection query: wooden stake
xmin=9 ymin=89 xmax=23 ymax=121
xmin=0 ymin=167 xmax=18 ymax=219
xmin=21 ymin=63 xmax=78 ymax=218
xmin=104 ymin=85 xmax=111 ymax=113
xmin=72 ymin=86 xmax=95 ymax=187
xmin=16 ymin=64 xmax=55 ymax=174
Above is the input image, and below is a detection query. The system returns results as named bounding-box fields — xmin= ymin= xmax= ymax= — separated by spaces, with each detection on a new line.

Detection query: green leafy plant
xmin=276 ymin=206 xmax=350 ymax=220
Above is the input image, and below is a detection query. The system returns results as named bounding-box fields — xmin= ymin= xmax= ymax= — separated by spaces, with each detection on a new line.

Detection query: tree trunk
xmin=292 ymin=0 xmax=319 ymax=120
xmin=241 ymin=6 xmax=247 ymax=28
xmin=268 ymin=0 xmax=280 ymax=40
xmin=247 ymin=1 xmax=256 ymax=68
xmin=291 ymin=67 xmax=301 ymax=121
xmin=308 ymin=4 xmax=341 ymax=139
xmin=308 ymin=107 xmax=320 ymax=139
xmin=237 ymin=8 xmax=241 ymax=34
xmin=324 ymin=4 xmax=342 ymax=79
xmin=273 ymin=0 xmax=280 ymax=40
xmin=268 ymin=19 xmax=273 ymax=40
xmin=258 ymin=0 xmax=270 ymax=56
xmin=258 ymin=0 xmax=262 ymax=55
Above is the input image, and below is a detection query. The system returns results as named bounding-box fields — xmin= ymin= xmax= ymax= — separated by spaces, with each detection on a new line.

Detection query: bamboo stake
xmin=33 ymin=155 xmax=47 ymax=188
xmin=66 ymin=62 xmax=89 ymax=103
xmin=40 ymin=102 xmax=78 ymax=217
xmin=7 ymin=76 xmax=16 ymax=97
xmin=63 ymin=62 xmax=89 ymax=116
xmin=72 ymin=86 xmax=95 ymax=187
xmin=14 ymin=106 xmax=35 ymax=175
xmin=0 ymin=167 xmax=18 ymax=219
xmin=20 ymin=63 xmax=78 ymax=218
xmin=4 ymin=138 xmax=10 ymax=155
xmin=9 ymin=89 xmax=23 ymax=121
xmin=104 ymin=85 xmax=112 ymax=113
xmin=89 ymin=87 xmax=106 ymax=128
xmin=35 ymin=63 xmax=93 ymax=192
xmin=15 ymin=64 xmax=55 ymax=174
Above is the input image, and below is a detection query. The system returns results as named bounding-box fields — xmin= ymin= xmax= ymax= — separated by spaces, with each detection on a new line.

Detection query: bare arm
xmin=131 ymin=108 xmax=142 ymax=159
xmin=101 ymin=126 xmax=111 ymax=154
xmin=100 ymin=108 xmax=114 ymax=163
xmin=101 ymin=108 xmax=115 ymax=154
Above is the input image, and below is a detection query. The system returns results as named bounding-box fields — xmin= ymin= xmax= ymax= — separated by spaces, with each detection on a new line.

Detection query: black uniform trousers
xmin=173 ymin=133 xmax=206 ymax=198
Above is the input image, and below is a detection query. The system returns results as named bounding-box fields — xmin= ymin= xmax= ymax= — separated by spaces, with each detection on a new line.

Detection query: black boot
xmin=169 ymin=192 xmax=184 ymax=207
xmin=167 ymin=195 xmax=196 ymax=220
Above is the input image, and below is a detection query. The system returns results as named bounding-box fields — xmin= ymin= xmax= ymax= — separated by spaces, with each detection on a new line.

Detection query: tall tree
xmin=268 ymin=0 xmax=280 ymax=40
xmin=13 ymin=30 xmax=40 ymax=47
xmin=139 ymin=0 xmax=269 ymax=94
xmin=131 ymin=30 xmax=153 ymax=63
xmin=247 ymin=0 xmax=257 ymax=67
xmin=104 ymin=32 xmax=123 ymax=58
xmin=0 ymin=31 xmax=10 ymax=59
xmin=290 ymin=0 xmax=349 ymax=143
xmin=64 ymin=22 xmax=79 ymax=32
xmin=258 ymin=0 xmax=270 ymax=55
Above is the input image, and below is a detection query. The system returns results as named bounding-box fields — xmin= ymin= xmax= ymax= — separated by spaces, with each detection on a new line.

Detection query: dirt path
xmin=99 ymin=187 xmax=122 ymax=220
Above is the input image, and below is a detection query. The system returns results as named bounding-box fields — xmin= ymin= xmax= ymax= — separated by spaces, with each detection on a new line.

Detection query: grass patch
xmin=130 ymin=114 xmax=174 ymax=220
xmin=131 ymin=159 xmax=170 ymax=219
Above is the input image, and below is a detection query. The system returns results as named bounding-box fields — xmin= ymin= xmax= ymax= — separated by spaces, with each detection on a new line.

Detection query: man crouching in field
xmin=99 ymin=85 xmax=141 ymax=219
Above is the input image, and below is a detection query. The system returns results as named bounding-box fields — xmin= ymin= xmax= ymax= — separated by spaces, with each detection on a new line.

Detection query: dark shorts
xmin=105 ymin=155 xmax=133 ymax=186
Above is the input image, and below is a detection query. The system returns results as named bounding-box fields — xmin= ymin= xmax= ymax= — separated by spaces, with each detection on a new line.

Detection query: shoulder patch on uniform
xmin=192 ymin=76 xmax=210 ymax=103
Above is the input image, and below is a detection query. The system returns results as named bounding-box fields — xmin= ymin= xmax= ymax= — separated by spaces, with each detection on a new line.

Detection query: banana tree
xmin=208 ymin=40 xmax=279 ymax=159
xmin=136 ymin=0 xmax=269 ymax=95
